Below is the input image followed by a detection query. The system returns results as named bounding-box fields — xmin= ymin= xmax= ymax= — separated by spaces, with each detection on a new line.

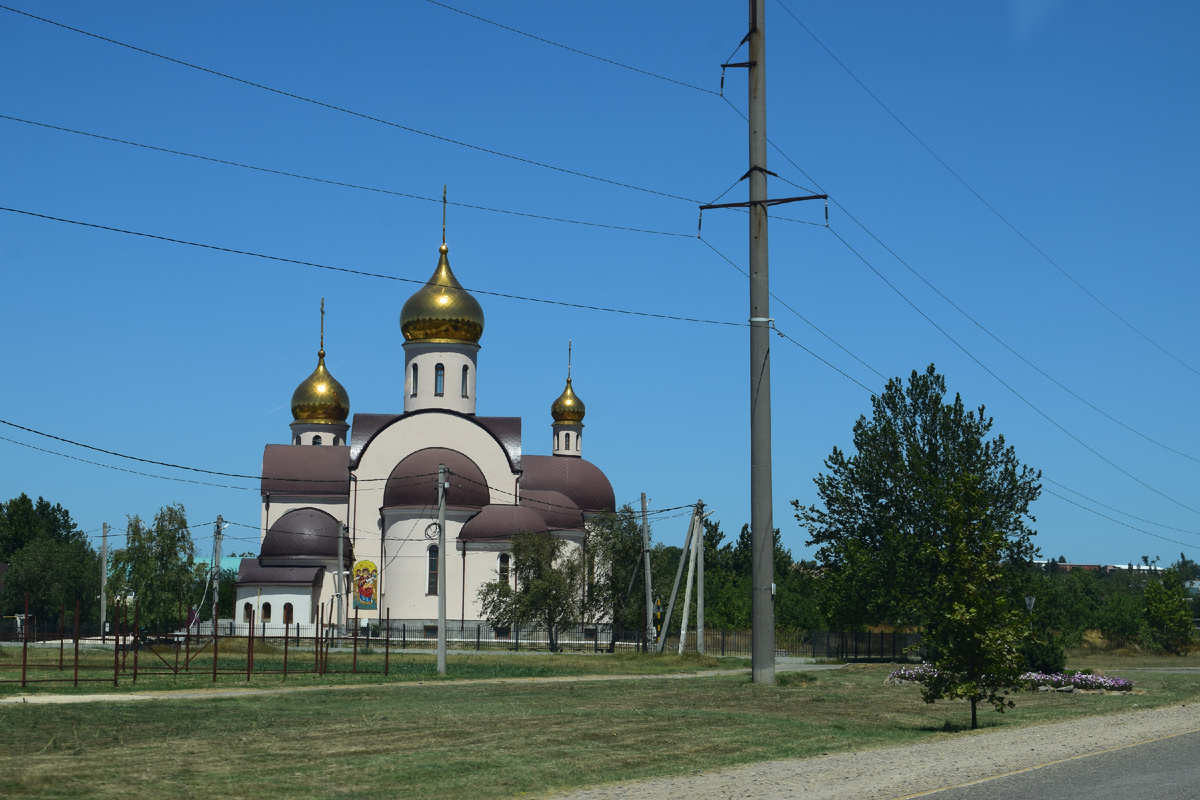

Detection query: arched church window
xmin=411 ymin=364 xmax=419 ymax=397
xmin=283 ymin=603 xmax=294 ymax=625
xmin=576 ymin=434 xmax=580 ymax=451
xmin=262 ymin=602 xmax=272 ymax=624
xmin=313 ymin=435 xmax=323 ymax=446
xmin=243 ymin=602 xmax=252 ymax=623
xmin=427 ymin=545 xmax=439 ymax=595
xmin=564 ymin=432 xmax=571 ymax=451
xmin=461 ymin=365 xmax=469 ymax=398
xmin=435 ymin=363 xmax=445 ymax=396
xmin=499 ymin=553 xmax=510 ymax=586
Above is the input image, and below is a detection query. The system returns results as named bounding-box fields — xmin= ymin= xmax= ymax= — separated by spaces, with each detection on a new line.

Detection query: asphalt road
xmin=909 ymin=729 xmax=1200 ymax=800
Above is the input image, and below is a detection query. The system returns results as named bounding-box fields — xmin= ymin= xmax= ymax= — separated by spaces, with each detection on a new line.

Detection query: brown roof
xmin=236 ymin=559 xmax=324 ymax=587
xmin=348 ymin=410 xmax=522 ymax=472
xmin=261 ymin=444 xmax=350 ymax=497
xmin=261 ymin=507 xmax=352 ymax=561
xmin=521 ymin=455 xmax=615 ymax=513
xmin=519 ymin=489 xmax=584 ymax=531
xmin=460 ymin=504 xmax=548 ymax=541
xmin=383 ymin=447 xmax=490 ymax=509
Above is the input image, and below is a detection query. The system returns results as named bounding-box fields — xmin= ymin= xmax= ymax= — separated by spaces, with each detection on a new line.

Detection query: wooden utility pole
xmin=212 ymin=516 xmax=224 ymax=631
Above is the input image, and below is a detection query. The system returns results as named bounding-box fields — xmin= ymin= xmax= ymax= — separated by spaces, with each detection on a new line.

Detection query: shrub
xmin=1020 ymin=635 xmax=1066 ymax=673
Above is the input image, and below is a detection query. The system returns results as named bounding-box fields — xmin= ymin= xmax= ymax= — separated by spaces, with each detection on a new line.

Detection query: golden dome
xmin=400 ymin=244 xmax=484 ymax=343
xmin=291 ymin=349 xmax=350 ymax=424
xmin=551 ymin=378 xmax=585 ymax=425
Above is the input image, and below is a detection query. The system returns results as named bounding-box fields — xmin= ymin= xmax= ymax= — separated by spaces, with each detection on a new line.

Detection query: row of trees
xmin=1 ymin=496 xmax=231 ymax=627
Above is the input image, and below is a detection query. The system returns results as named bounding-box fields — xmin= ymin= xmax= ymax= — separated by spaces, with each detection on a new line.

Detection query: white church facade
xmin=234 ymin=237 xmax=616 ymax=631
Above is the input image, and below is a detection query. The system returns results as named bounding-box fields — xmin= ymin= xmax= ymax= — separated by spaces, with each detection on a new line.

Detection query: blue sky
xmin=2 ymin=1 xmax=1198 ymax=567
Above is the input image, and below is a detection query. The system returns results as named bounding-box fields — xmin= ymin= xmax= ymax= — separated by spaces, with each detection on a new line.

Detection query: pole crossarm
xmin=699 ymin=193 xmax=826 ymax=211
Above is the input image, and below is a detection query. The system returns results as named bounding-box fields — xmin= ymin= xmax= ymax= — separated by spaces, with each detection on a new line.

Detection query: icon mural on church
xmin=353 ymin=559 xmax=378 ymax=610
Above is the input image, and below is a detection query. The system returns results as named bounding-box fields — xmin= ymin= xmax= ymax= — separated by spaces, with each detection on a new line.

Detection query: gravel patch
xmin=549 ymin=702 xmax=1200 ymax=800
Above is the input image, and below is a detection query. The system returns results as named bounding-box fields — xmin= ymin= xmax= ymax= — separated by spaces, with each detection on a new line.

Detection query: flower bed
xmin=887 ymin=665 xmax=1134 ymax=692
xmin=1020 ymin=671 xmax=1134 ymax=692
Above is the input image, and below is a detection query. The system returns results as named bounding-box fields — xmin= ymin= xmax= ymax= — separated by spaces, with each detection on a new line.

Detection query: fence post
xmin=58 ymin=603 xmax=65 ymax=670
xmin=316 ymin=603 xmax=323 ymax=675
xmin=212 ymin=611 xmax=220 ymax=684
xmin=476 ymin=624 xmax=481 ymax=652
xmin=113 ymin=603 xmax=120 ymax=687
xmin=283 ymin=619 xmax=290 ymax=680
xmin=515 ymin=624 xmax=520 ymax=652
xmin=352 ymin=609 xmax=359 ymax=674
xmin=247 ymin=608 xmax=256 ymax=681
xmin=385 ymin=608 xmax=391 ymax=676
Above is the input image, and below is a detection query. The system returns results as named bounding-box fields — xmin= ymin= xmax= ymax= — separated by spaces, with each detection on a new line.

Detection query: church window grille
xmin=564 ymin=432 xmax=571 ymax=451
xmin=283 ymin=603 xmax=294 ymax=625
xmin=462 ymin=365 xmax=469 ymax=398
xmin=411 ymin=364 xmax=418 ymax=397
xmin=435 ymin=363 xmax=445 ymax=396
xmin=499 ymin=553 xmax=510 ymax=586
xmin=313 ymin=435 xmax=322 ymax=446
xmin=262 ymin=602 xmax=272 ymax=624
xmin=243 ymin=602 xmax=252 ymax=623
xmin=427 ymin=545 xmax=439 ymax=595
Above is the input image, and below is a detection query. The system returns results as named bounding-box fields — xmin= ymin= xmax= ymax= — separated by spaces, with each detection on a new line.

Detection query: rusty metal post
xmin=384 ymin=607 xmax=390 ymax=676
xmin=212 ymin=610 xmax=220 ymax=683
xmin=316 ymin=602 xmax=323 ymax=675
xmin=283 ymin=620 xmax=290 ymax=680
xmin=58 ymin=603 xmax=65 ymax=670
xmin=352 ymin=608 xmax=359 ymax=674
xmin=112 ymin=602 xmax=120 ymax=687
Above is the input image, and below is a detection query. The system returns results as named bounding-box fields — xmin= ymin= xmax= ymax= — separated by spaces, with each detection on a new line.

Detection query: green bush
xmin=1020 ymin=635 xmax=1066 ymax=673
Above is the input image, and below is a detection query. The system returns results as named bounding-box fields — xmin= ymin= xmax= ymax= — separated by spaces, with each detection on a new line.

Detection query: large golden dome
xmin=400 ymin=244 xmax=484 ymax=343
xmin=291 ymin=349 xmax=350 ymax=424
xmin=551 ymin=378 xmax=585 ymax=425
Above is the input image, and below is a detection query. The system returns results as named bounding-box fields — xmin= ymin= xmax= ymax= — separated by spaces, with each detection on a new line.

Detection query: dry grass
xmin=1 ymin=660 xmax=1195 ymax=799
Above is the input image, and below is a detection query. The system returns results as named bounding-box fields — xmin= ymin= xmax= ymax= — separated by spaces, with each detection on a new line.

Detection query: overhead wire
xmin=0 ymin=207 xmax=745 ymax=329
xmin=773 ymin=0 xmax=1200 ymax=379
xmin=0 ymin=115 xmax=689 ymax=239
xmin=0 ymin=4 xmax=701 ymax=205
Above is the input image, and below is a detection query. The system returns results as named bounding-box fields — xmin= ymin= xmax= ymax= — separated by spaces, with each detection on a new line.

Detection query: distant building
xmin=234 ymin=237 xmax=615 ymax=631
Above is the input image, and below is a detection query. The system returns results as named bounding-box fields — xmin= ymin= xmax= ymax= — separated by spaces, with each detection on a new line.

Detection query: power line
xmin=423 ymin=1 xmax=718 ymax=96
xmin=824 ymin=225 xmax=1200 ymax=519
xmin=0 ymin=207 xmax=745 ymax=328
xmin=773 ymin=0 xmax=1200 ymax=379
xmin=0 ymin=115 xmax=690 ymax=239
xmin=0 ymin=4 xmax=700 ymax=205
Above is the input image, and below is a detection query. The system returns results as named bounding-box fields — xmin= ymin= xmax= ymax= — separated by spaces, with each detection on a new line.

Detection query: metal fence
xmin=2 ymin=599 xmax=919 ymax=689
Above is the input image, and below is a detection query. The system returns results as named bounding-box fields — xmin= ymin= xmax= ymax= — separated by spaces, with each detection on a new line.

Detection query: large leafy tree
xmin=0 ymin=494 xmax=100 ymax=620
xmin=108 ymin=504 xmax=204 ymax=628
xmin=477 ymin=531 xmax=582 ymax=652
xmin=584 ymin=505 xmax=646 ymax=632
xmin=794 ymin=365 xmax=1041 ymax=628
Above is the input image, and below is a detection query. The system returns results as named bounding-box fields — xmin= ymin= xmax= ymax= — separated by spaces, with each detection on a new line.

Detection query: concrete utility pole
xmin=747 ymin=0 xmax=776 ymax=685
xmin=212 ymin=516 xmax=223 ymax=630
xmin=697 ymin=506 xmax=705 ymax=655
xmin=100 ymin=522 xmax=108 ymax=643
xmin=640 ymin=493 xmax=654 ymax=651
xmin=436 ymin=463 xmax=448 ymax=676
xmin=337 ymin=523 xmax=346 ymax=641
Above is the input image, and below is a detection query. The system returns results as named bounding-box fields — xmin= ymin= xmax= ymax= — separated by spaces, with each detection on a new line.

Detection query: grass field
xmin=1 ymin=652 xmax=1197 ymax=800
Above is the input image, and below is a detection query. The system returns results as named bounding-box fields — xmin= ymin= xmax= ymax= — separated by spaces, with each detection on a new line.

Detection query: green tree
xmin=794 ymin=365 xmax=1041 ymax=628
xmin=919 ymin=476 xmax=1028 ymax=729
xmin=1096 ymin=589 xmax=1143 ymax=648
xmin=108 ymin=504 xmax=203 ymax=628
xmin=585 ymin=505 xmax=646 ymax=632
xmin=477 ymin=531 xmax=582 ymax=652
xmin=1142 ymin=567 xmax=1194 ymax=655
xmin=0 ymin=494 xmax=100 ymax=621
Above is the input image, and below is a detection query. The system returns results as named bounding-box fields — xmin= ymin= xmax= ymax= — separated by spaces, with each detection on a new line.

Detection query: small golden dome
xmin=400 ymin=244 xmax=485 ymax=343
xmin=551 ymin=378 xmax=585 ymax=425
xmin=291 ymin=349 xmax=350 ymax=424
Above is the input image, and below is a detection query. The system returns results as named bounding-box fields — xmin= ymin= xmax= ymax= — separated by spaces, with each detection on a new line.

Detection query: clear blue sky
xmin=2 ymin=1 xmax=1198 ymax=567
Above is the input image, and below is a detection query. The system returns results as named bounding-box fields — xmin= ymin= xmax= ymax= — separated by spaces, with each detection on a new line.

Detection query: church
xmin=235 ymin=234 xmax=616 ymax=632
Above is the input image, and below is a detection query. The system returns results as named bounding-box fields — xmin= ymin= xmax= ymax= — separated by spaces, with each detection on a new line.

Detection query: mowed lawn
xmin=1 ymin=656 xmax=1197 ymax=800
